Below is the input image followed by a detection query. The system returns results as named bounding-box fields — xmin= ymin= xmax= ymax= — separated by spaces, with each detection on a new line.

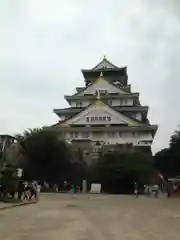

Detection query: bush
xmin=97 ymin=150 xmax=154 ymax=194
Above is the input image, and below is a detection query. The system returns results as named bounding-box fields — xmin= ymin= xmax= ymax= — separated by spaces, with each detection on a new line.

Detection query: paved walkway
xmin=0 ymin=202 xmax=11 ymax=209
xmin=0 ymin=199 xmax=36 ymax=210
xmin=0 ymin=193 xmax=180 ymax=240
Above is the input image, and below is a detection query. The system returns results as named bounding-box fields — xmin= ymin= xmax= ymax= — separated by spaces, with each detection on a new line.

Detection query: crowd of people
xmin=134 ymin=181 xmax=179 ymax=198
xmin=1 ymin=178 xmax=180 ymax=201
xmin=17 ymin=180 xmax=41 ymax=201
xmin=0 ymin=180 xmax=41 ymax=202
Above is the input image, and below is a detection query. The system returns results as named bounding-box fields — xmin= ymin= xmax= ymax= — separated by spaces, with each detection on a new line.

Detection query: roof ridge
xmin=92 ymin=57 xmax=119 ymax=70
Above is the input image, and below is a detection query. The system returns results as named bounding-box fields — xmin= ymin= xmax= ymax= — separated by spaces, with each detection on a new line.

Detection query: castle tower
xmin=53 ymin=56 xmax=158 ymax=158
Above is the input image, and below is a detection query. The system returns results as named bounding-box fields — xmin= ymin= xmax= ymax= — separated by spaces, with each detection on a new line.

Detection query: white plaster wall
xmin=64 ymin=131 xmax=153 ymax=146
xmin=82 ymin=101 xmax=90 ymax=107
xmin=111 ymin=99 xmax=121 ymax=106
xmin=81 ymin=81 xmax=126 ymax=95
xmin=70 ymin=100 xmax=90 ymax=108
xmin=111 ymin=99 xmax=133 ymax=107
xmin=121 ymin=99 xmax=133 ymax=106
xmin=64 ymin=131 xmax=92 ymax=140
xmin=71 ymin=99 xmax=134 ymax=108
xmin=70 ymin=106 xmax=138 ymax=126
xmin=71 ymin=101 xmax=76 ymax=107
xmin=94 ymin=132 xmax=153 ymax=145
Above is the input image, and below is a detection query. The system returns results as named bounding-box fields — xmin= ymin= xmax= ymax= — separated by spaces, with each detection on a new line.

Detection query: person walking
xmin=166 ymin=182 xmax=172 ymax=198
xmin=134 ymin=182 xmax=139 ymax=198
xmin=23 ymin=181 xmax=29 ymax=200
xmin=77 ymin=185 xmax=81 ymax=193
xmin=29 ymin=181 xmax=38 ymax=201
xmin=73 ymin=184 xmax=77 ymax=194
xmin=152 ymin=185 xmax=159 ymax=198
xmin=36 ymin=182 xmax=41 ymax=201
xmin=17 ymin=180 xmax=24 ymax=200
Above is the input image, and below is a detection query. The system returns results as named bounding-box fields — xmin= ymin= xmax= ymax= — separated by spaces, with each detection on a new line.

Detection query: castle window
xmin=86 ymin=117 xmax=89 ymax=122
xmin=132 ymin=132 xmax=136 ymax=137
xmin=76 ymin=102 xmax=82 ymax=108
xmin=108 ymin=132 xmax=115 ymax=137
xmin=99 ymin=89 xmax=108 ymax=95
xmin=74 ymin=132 xmax=78 ymax=138
xmin=108 ymin=100 xmax=112 ymax=105
xmin=82 ymin=132 xmax=89 ymax=138
xmin=85 ymin=132 xmax=89 ymax=138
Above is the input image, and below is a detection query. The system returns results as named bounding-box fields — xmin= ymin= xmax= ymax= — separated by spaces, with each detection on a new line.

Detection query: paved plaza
xmin=0 ymin=193 xmax=180 ymax=240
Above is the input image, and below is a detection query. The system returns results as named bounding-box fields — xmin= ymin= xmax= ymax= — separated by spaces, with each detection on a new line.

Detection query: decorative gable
xmin=60 ymin=100 xmax=140 ymax=127
xmin=77 ymin=76 xmax=126 ymax=96
xmin=93 ymin=57 xmax=118 ymax=70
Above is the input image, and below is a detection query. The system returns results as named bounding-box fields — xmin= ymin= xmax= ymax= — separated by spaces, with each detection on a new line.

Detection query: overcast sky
xmin=0 ymin=0 xmax=180 ymax=153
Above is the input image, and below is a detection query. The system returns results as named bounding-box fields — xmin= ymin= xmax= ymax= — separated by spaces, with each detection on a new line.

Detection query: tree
xmin=97 ymin=150 xmax=154 ymax=194
xmin=154 ymin=148 xmax=171 ymax=178
xmin=154 ymin=130 xmax=180 ymax=177
xmin=16 ymin=127 xmax=72 ymax=183
xmin=66 ymin=147 xmax=89 ymax=187
xmin=170 ymin=130 xmax=180 ymax=149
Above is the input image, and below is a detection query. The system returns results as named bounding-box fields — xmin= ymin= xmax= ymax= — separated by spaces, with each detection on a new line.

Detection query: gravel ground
xmin=0 ymin=193 xmax=180 ymax=240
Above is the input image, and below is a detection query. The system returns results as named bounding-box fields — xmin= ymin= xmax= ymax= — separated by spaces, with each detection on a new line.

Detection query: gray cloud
xmin=0 ymin=0 xmax=180 ymax=153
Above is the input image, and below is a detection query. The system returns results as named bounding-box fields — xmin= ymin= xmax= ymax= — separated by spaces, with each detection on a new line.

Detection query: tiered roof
xmin=64 ymin=73 xmax=139 ymax=103
xmin=82 ymin=56 xmax=128 ymax=86
xmin=54 ymin=106 xmax=149 ymax=116
xmin=53 ymin=56 xmax=158 ymax=136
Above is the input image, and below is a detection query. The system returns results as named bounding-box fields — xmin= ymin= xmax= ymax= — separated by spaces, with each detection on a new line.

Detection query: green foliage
xmin=154 ymin=130 xmax=180 ymax=178
xmin=16 ymin=127 xmax=72 ymax=183
xmin=170 ymin=130 xmax=180 ymax=149
xmin=65 ymin=147 xmax=89 ymax=185
xmin=97 ymin=150 xmax=154 ymax=193
xmin=0 ymin=163 xmax=17 ymax=185
xmin=100 ymin=151 xmax=153 ymax=182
